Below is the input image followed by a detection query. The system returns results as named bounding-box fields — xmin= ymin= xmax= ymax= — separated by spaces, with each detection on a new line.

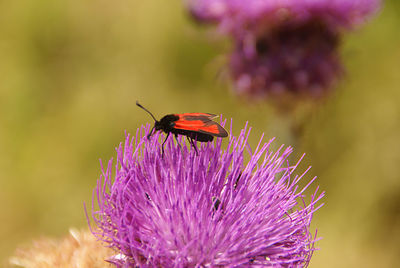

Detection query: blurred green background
xmin=1 ymin=0 xmax=399 ymax=267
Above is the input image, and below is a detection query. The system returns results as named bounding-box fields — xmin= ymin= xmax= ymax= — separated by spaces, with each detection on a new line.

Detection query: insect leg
xmin=161 ymin=132 xmax=170 ymax=157
xmin=174 ymin=134 xmax=184 ymax=155
xmin=147 ymin=126 xmax=155 ymax=139
xmin=187 ymin=137 xmax=198 ymax=155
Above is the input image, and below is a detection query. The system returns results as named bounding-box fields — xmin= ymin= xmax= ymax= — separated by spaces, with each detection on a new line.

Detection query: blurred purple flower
xmin=88 ymin=122 xmax=324 ymax=267
xmin=188 ymin=0 xmax=381 ymax=98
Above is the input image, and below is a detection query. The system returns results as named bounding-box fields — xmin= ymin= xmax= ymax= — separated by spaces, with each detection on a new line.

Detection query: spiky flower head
xmin=88 ymin=122 xmax=324 ymax=267
xmin=188 ymin=0 xmax=381 ymax=99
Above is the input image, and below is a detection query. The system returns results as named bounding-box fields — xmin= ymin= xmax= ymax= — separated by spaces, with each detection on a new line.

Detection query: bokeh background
xmin=1 ymin=0 xmax=399 ymax=267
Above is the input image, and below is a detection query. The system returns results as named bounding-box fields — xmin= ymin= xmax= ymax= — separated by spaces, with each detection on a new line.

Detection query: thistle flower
xmin=88 ymin=122 xmax=324 ymax=267
xmin=188 ymin=0 xmax=381 ymax=98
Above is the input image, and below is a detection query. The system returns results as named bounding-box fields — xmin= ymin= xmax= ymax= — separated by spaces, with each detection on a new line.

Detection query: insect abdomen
xmin=172 ymin=128 xmax=214 ymax=142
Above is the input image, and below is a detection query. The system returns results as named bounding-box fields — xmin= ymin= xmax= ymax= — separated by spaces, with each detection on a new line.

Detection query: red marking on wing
xmin=173 ymin=115 xmax=228 ymax=137
xmin=178 ymin=113 xmax=216 ymax=119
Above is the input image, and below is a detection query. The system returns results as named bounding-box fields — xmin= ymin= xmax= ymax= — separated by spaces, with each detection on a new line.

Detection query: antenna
xmin=136 ymin=101 xmax=158 ymax=122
